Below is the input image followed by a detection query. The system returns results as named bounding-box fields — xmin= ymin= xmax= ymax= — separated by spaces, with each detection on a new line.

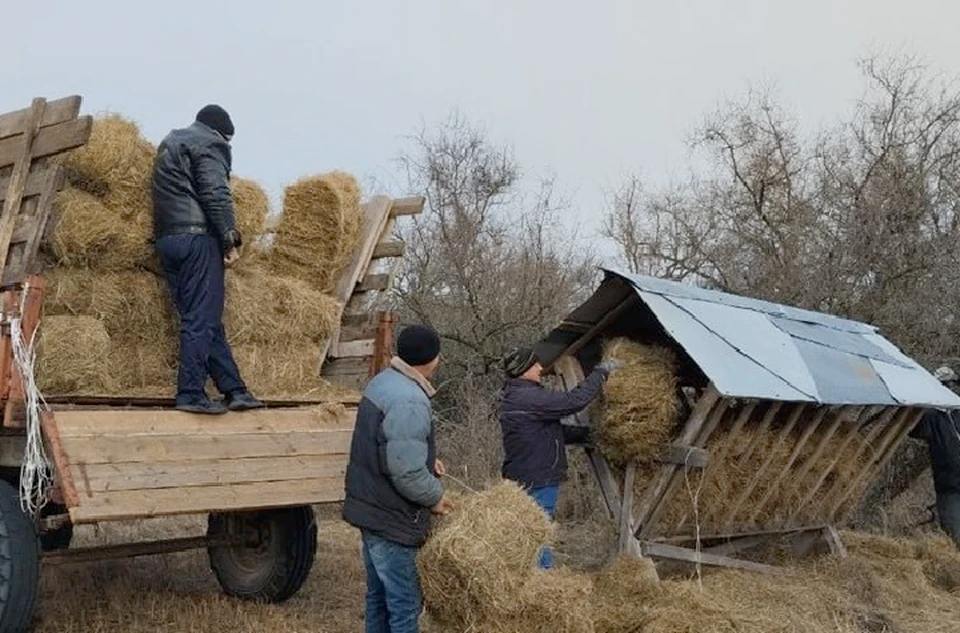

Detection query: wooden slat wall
xmin=48 ymin=407 xmax=356 ymax=524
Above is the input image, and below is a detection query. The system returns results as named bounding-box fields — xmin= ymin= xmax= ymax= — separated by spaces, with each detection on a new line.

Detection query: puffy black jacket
xmin=911 ymin=409 xmax=960 ymax=494
xmin=499 ymin=368 xmax=608 ymax=488
xmin=152 ymin=121 xmax=237 ymax=251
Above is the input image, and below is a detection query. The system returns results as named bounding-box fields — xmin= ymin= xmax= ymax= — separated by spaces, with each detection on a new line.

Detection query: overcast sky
xmin=6 ymin=1 xmax=960 ymax=256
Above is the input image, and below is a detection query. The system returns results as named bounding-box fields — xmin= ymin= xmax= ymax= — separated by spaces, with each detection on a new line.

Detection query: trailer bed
xmin=43 ymin=404 xmax=356 ymax=524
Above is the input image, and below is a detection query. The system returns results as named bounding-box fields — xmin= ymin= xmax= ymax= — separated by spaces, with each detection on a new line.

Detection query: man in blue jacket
xmin=499 ymin=347 xmax=619 ymax=568
xmin=152 ymin=105 xmax=262 ymax=415
xmin=343 ymin=325 xmax=452 ymax=633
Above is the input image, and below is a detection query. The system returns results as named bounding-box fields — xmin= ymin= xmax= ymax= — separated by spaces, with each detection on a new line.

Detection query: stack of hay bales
xmin=418 ymin=481 xmax=594 ymax=633
xmin=38 ymin=115 xmax=362 ymax=399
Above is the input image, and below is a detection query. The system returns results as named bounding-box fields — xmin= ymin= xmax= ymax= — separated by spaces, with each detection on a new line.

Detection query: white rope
xmin=13 ymin=283 xmax=51 ymax=516
xmin=682 ymin=449 xmax=705 ymax=591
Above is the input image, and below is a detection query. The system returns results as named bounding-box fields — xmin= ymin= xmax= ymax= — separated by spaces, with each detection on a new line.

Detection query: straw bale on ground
xmin=418 ymin=481 xmax=554 ymax=629
xmin=37 ymin=315 xmax=114 ymax=394
xmin=599 ymin=338 xmax=680 ymax=464
xmin=270 ymin=172 xmax=363 ymax=292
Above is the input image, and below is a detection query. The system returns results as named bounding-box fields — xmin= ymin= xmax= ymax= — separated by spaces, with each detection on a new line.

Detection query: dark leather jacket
xmin=499 ymin=367 xmax=608 ymax=488
xmin=152 ymin=121 xmax=237 ymax=250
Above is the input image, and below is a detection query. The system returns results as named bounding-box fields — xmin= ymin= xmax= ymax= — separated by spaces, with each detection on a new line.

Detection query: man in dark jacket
xmin=343 ymin=325 xmax=452 ymax=633
xmin=152 ymin=105 xmax=262 ymax=415
xmin=910 ymin=366 xmax=960 ymax=548
xmin=499 ymin=347 xmax=619 ymax=568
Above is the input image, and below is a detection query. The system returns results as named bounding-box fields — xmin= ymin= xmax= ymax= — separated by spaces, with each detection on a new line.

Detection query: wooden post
xmin=0 ymin=99 xmax=46 ymax=276
xmin=3 ymin=276 xmax=45 ymax=428
xmin=619 ymin=461 xmax=638 ymax=554
xmin=369 ymin=311 xmax=397 ymax=377
xmin=633 ymin=385 xmax=723 ymax=540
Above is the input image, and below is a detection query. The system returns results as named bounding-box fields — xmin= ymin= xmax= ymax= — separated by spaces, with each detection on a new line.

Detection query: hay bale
xmin=599 ymin=338 xmax=680 ymax=464
xmin=231 ymin=340 xmax=329 ymax=399
xmin=224 ymin=267 xmax=340 ymax=345
xmin=591 ymin=556 xmax=660 ymax=633
xmin=269 ymin=172 xmax=363 ymax=292
xmin=230 ymin=177 xmax=269 ymax=241
xmin=37 ymin=315 xmax=114 ymax=394
xmin=60 ymin=114 xmax=155 ymax=214
xmin=49 ymin=187 xmax=153 ymax=270
xmin=418 ymin=481 xmax=554 ymax=628
xmin=490 ymin=569 xmax=595 ymax=633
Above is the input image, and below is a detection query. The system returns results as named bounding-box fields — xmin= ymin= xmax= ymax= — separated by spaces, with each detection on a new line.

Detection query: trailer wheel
xmin=207 ymin=506 xmax=317 ymax=603
xmin=0 ymin=480 xmax=40 ymax=633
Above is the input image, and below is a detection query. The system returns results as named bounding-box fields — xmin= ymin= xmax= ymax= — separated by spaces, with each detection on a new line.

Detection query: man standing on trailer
xmin=499 ymin=347 xmax=620 ymax=568
xmin=152 ymin=105 xmax=263 ymax=415
xmin=343 ymin=324 xmax=453 ymax=633
xmin=911 ymin=366 xmax=960 ymax=548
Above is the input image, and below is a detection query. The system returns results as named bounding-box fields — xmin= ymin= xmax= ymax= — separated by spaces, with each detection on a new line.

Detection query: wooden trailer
xmin=540 ymin=269 xmax=960 ymax=574
xmin=0 ymin=95 xmax=422 ymax=632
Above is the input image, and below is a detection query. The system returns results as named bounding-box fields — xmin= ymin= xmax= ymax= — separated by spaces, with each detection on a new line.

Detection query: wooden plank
xmin=77 ymin=454 xmax=348 ymax=493
xmin=783 ymin=406 xmax=854 ymax=496
xmin=53 ymin=406 xmax=356 ymax=437
xmin=831 ymin=408 xmax=922 ymax=521
xmin=702 ymin=534 xmax=770 ymax=557
xmin=41 ymin=411 xmax=80 ymax=507
xmin=632 ymin=386 xmax=722 ymax=539
xmin=657 ymin=523 xmax=827 ymax=544
xmin=69 ymin=477 xmax=345 ymax=523
xmin=4 ymin=276 xmax=45 ymax=427
xmin=372 ymin=240 xmax=405 ymax=259
xmin=341 ymin=313 xmax=376 ymax=328
xmin=823 ymin=525 xmax=848 ymax=558
xmin=357 ymin=273 xmax=391 ymax=292
xmin=321 ymin=357 xmax=370 ymax=377
xmin=641 ymin=541 xmax=789 ymax=575
xmin=0 ymin=116 xmax=93 ymax=169
xmin=656 ymin=444 xmax=709 ymax=469
xmin=60 ymin=429 xmax=354 ymax=465
xmin=0 ymin=96 xmax=81 ymax=140
xmin=46 ymin=394 xmax=361 ymax=408
xmin=340 ymin=321 xmax=379 ymax=343
xmin=745 ymin=405 xmax=829 ymax=524
xmin=370 ymin=311 xmax=398 ymax=377
xmin=0 ymin=99 xmax=45 ymax=286
xmin=389 ymin=196 xmax=425 ymax=217
xmin=788 ymin=407 xmax=896 ymax=523
xmin=10 ymin=168 xmax=64 ymax=285
xmin=320 ymin=196 xmax=393 ymax=365
xmin=0 ymin=168 xmax=58 ymax=202
xmin=334 ymin=339 xmax=376 ymax=358
xmin=618 ymin=462 xmax=638 ymax=554
xmin=543 ymin=293 xmax=639 ymax=371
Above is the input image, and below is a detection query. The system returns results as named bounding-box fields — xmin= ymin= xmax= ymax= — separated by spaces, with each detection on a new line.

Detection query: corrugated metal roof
xmin=554 ymin=269 xmax=960 ymax=408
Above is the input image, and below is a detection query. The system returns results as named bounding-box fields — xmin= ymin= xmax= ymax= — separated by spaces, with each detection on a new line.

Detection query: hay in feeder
xmin=49 ymin=187 xmax=153 ymax=270
xmin=418 ymin=480 xmax=554 ymax=628
xmin=224 ymin=267 xmax=340 ymax=345
xmin=230 ymin=177 xmax=269 ymax=241
xmin=270 ymin=171 xmax=363 ymax=292
xmin=37 ymin=315 xmax=114 ymax=394
xmin=599 ymin=338 xmax=680 ymax=464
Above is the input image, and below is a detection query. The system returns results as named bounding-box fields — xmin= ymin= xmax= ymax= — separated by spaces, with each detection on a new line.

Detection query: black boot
xmin=175 ymin=397 xmax=228 ymax=415
xmin=223 ymin=391 xmax=265 ymax=411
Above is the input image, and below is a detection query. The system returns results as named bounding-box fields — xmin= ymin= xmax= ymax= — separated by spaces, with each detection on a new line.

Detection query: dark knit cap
xmin=397 ymin=325 xmax=441 ymax=366
xmin=196 ymin=104 xmax=235 ymax=138
xmin=503 ymin=346 xmax=538 ymax=378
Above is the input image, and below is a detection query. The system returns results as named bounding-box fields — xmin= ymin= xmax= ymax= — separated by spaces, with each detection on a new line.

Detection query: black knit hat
xmin=503 ymin=346 xmax=538 ymax=378
xmin=196 ymin=104 xmax=234 ymax=138
xmin=397 ymin=325 xmax=441 ymax=366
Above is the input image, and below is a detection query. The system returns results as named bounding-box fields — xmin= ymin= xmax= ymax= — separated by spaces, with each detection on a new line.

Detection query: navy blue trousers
xmin=156 ymin=234 xmax=246 ymax=404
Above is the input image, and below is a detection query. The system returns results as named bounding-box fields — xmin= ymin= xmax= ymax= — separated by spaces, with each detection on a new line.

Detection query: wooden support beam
xmin=357 ymin=273 xmax=391 ymax=292
xmin=40 ymin=411 xmax=79 ymax=507
xmin=781 ymin=405 xmax=854 ymax=501
xmin=633 ymin=386 xmax=723 ymax=539
xmin=543 ymin=292 xmax=640 ymax=370
xmin=702 ymin=534 xmax=770 ymax=557
xmin=719 ymin=402 xmax=807 ymax=526
xmin=0 ymin=99 xmax=45 ymax=282
xmin=0 ymin=95 xmax=81 ymax=140
xmin=789 ymin=407 xmax=895 ymax=523
xmin=823 ymin=525 xmax=848 ymax=558
xmin=335 ymin=339 xmax=376 ymax=358
xmin=370 ymin=311 xmax=398 ymax=377
xmin=746 ymin=405 xmax=829 ymax=525
xmin=656 ymin=444 xmax=709 ymax=469
xmin=641 ymin=541 xmax=790 ymax=575
xmin=372 ymin=240 xmax=405 ymax=259
xmin=389 ymin=196 xmax=425 ymax=217
xmin=619 ymin=462 xmax=638 ymax=554
xmin=0 ymin=116 xmax=92 ymax=169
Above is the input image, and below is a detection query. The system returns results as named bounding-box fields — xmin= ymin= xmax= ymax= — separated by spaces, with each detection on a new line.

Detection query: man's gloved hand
xmin=597 ymin=359 xmax=625 ymax=374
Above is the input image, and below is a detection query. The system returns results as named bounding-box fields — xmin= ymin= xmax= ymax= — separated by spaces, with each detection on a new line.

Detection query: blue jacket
xmin=342 ymin=358 xmax=442 ymax=546
xmin=499 ymin=367 xmax=608 ymax=488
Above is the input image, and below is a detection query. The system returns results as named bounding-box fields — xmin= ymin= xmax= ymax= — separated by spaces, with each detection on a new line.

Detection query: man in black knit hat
xmin=152 ymin=105 xmax=262 ymax=414
xmin=343 ymin=324 xmax=452 ymax=633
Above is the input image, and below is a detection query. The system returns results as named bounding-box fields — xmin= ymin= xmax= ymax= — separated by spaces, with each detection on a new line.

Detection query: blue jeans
xmin=528 ymin=484 xmax=559 ymax=569
xmin=361 ymin=531 xmax=422 ymax=633
xmin=156 ymin=233 xmax=245 ymax=403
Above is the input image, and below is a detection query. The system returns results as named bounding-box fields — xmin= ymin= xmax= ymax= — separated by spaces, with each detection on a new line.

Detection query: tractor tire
xmin=0 ymin=480 xmax=39 ymax=633
xmin=207 ymin=506 xmax=317 ymax=603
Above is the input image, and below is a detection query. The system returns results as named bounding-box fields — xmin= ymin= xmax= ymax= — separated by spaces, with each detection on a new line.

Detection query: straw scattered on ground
xmin=599 ymin=338 xmax=680 ymax=464
xmin=270 ymin=172 xmax=363 ymax=292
